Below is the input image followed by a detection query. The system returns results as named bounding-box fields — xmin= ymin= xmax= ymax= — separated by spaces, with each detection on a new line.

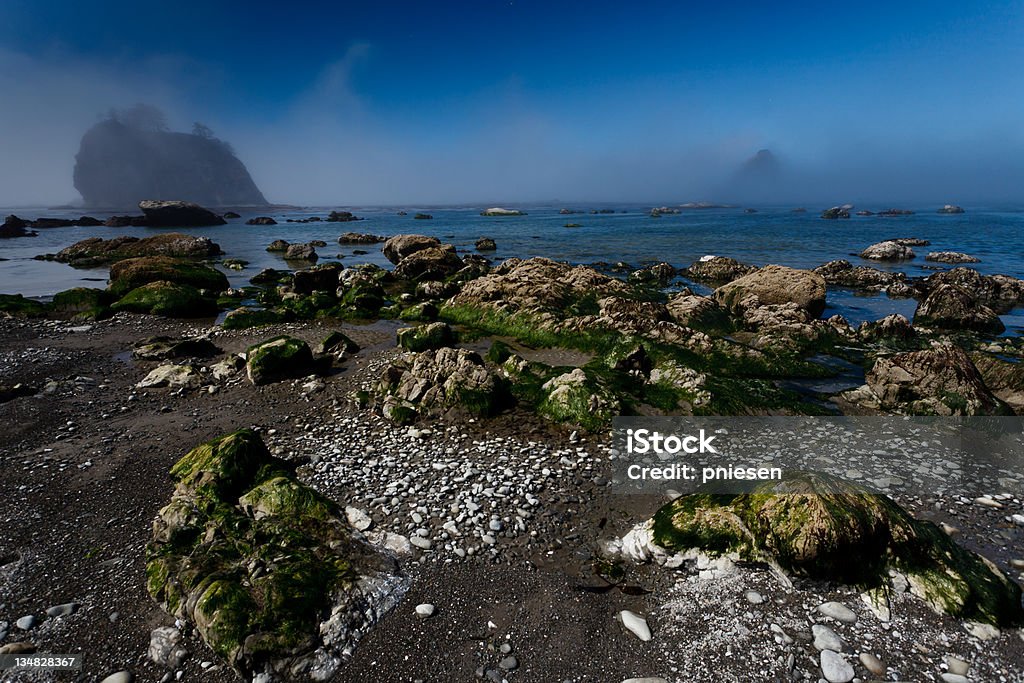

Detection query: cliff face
xmin=73 ymin=120 xmax=268 ymax=208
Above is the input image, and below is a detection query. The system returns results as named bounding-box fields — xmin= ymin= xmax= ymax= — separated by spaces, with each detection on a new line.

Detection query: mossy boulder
xmin=0 ymin=293 xmax=47 ymax=317
xmin=111 ymin=281 xmax=218 ymax=318
xmin=398 ymin=302 xmax=439 ymax=322
xmin=221 ymin=307 xmax=288 ymax=330
xmin=146 ymin=430 xmax=405 ymax=679
xmin=641 ymin=473 xmax=1022 ymax=627
xmin=538 ymin=367 xmax=620 ymax=430
xmin=246 ymin=336 xmax=316 ymax=385
xmin=397 ymin=322 xmax=455 ymax=352
xmin=108 ymin=256 xmax=229 ymax=296
xmin=51 ymin=287 xmax=113 ymax=320
xmin=335 ymin=279 xmax=386 ymax=317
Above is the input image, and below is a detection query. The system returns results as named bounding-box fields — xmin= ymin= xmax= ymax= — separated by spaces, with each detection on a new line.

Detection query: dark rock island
xmin=73 ymin=106 xmax=267 ymax=209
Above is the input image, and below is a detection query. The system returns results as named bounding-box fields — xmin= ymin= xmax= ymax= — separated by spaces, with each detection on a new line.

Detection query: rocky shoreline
xmin=1 ymin=220 xmax=1023 ymax=682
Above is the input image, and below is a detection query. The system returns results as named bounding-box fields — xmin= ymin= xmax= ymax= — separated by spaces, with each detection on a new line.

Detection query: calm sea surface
xmin=1 ymin=204 xmax=1022 ymax=333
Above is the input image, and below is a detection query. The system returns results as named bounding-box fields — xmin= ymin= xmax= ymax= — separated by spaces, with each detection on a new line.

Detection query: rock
xmin=0 ymin=214 xmax=37 ymax=238
xmin=945 ymin=656 xmax=970 ymax=676
xmin=108 ymin=256 xmax=228 ymax=296
xmin=136 ymin=364 xmax=201 ymax=389
xmin=292 ymin=262 xmax=344 ymax=293
xmin=210 ymin=357 xmax=243 ymax=381
xmin=318 ymin=330 xmax=360 ymax=356
xmin=345 ymin=506 xmax=373 ymax=531
xmin=339 ymin=232 xmax=384 ymax=244
xmin=414 ymin=603 xmax=435 ymax=619
xmin=112 ymin=281 xmax=217 ymax=318
xmin=617 ymin=610 xmax=652 ymax=641
xmin=629 ymin=262 xmax=677 ymax=286
xmin=498 ymin=656 xmax=518 ymax=670
xmin=877 ymin=208 xmax=914 ymax=216
xmin=392 ymin=245 xmax=463 ymax=281
xmin=149 ymin=626 xmax=188 ymax=669
xmin=622 ymin=679 xmax=669 ymax=683
xmin=914 ymin=284 xmax=1004 ymax=334
xmin=819 ymin=650 xmax=854 ymax=683
xmin=812 ymin=624 xmax=844 ymax=651
xmin=413 ymin=213 xmax=433 ymax=220
xmin=284 ymin=243 xmax=318 ymax=263
xmin=714 ymin=265 xmax=827 ymax=318
xmin=327 ymin=210 xmax=361 ymax=222
xmin=132 ymin=335 xmax=221 ymax=360
xmin=383 ymin=234 xmax=441 ymax=264
xmin=938 ymin=204 xmax=965 ymax=214
xmin=972 ymin=354 xmax=1024 ymax=413
xmin=539 ymin=368 xmax=619 ymax=430
xmin=475 ymin=237 xmax=497 ymax=251
xmin=684 ymin=255 xmax=756 ymax=284
xmin=54 ymin=233 xmax=222 ymax=266
xmin=250 ymin=267 xmax=288 ymax=285
xmin=940 ymin=674 xmax=969 ymax=683
xmin=245 ymin=216 xmax=277 ymax=225
xmin=74 ymin=113 xmax=266 ymax=207
xmin=375 ymin=347 xmax=503 ymax=422
xmin=0 ymin=383 xmax=37 ymax=404
xmin=859 ymin=653 xmax=885 ymax=676
xmin=223 ymin=211 xmax=241 ymax=219
xmin=666 ymin=291 xmax=729 ymax=330
xmin=744 ymin=590 xmax=764 ymax=605
xmin=246 ymin=336 xmax=316 ymax=385
xmin=926 ymin=251 xmax=980 ymax=264
xmin=480 ymin=207 xmax=525 ymax=216
xmin=848 ymin=344 xmax=1008 ymax=415
xmin=817 ymin=602 xmax=857 ymax=624
xmin=889 ymin=237 xmax=930 ymax=246
xmin=857 ymin=314 xmax=917 ymax=343
xmin=45 ymin=602 xmax=78 ymax=618
xmin=139 ymin=200 xmax=227 ymax=227
xmin=642 ymin=472 xmax=1023 ymax=625
xmin=813 ymin=260 xmax=900 ymax=291
xmin=15 ymin=615 xmax=36 ymax=630
xmin=266 ymin=239 xmax=290 ymax=252
xmin=221 ymin=308 xmax=286 ymax=330
xmin=98 ymin=672 xmax=134 ymax=683
xmin=104 ymin=215 xmax=148 ymax=227
xmin=925 ymin=267 xmax=1024 ymax=314
xmin=146 ymin=430 xmax=405 ymax=680
xmin=397 ymin=322 xmax=455 ymax=352
xmin=821 ymin=206 xmax=851 ymax=219
xmin=451 ymin=257 xmax=630 ymax=322
xmin=860 ymin=241 xmax=915 ymax=261
xmin=0 ymin=641 xmax=36 ymax=654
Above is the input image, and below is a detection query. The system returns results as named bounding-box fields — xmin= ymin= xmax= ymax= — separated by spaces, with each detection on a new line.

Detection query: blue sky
xmin=2 ymin=0 xmax=1023 ymax=204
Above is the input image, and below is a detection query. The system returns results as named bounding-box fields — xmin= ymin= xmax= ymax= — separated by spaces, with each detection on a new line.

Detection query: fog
xmin=2 ymin=45 xmax=1023 ymax=209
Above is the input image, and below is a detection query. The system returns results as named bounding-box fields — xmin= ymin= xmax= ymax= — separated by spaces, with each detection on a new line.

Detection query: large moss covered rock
xmin=51 ymin=287 xmax=113 ymax=320
xmin=108 ymin=256 xmax=229 ymax=296
xmin=538 ymin=367 xmax=619 ymax=430
xmin=146 ymin=430 xmax=405 ymax=680
xmin=0 ymin=293 xmax=47 ymax=317
xmin=397 ymin=322 xmax=455 ymax=352
xmin=246 ymin=336 xmax=316 ymax=385
xmin=111 ymin=281 xmax=217 ymax=318
xmin=636 ymin=473 xmax=1022 ymax=627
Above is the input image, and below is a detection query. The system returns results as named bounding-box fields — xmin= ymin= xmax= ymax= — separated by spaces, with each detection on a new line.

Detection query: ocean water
xmin=1 ymin=204 xmax=1022 ymax=333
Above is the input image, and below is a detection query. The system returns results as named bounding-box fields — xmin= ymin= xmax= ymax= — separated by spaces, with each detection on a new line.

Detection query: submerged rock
xmin=937 ymin=204 xmax=965 ymax=214
xmin=637 ymin=472 xmax=1023 ymax=626
xmin=860 ymin=241 xmax=915 ymax=261
xmin=480 ymin=207 xmax=526 ymax=216
xmin=475 ymin=237 xmax=497 ymax=251
xmin=145 ymin=430 xmax=405 ymax=680
xmin=139 ymin=200 xmax=227 ymax=227
xmin=913 ymin=284 xmax=1005 ymax=335
xmin=844 ymin=345 xmax=1009 ymax=416
xmin=246 ymin=336 xmax=316 ymax=385
xmin=821 ymin=206 xmax=851 ymax=219
xmin=338 ymin=232 xmax=384 ymax=245
xmin=713 ymin=265 xmax=827 ymax=318
xmin=245 ymin=216 xmax=277 ymax=225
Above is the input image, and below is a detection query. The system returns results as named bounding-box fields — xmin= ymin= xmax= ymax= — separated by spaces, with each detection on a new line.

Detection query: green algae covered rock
xmin=0 ymin=293 xmax=48 ymax=317
xmin=641 ymin=473 xmax=1022 ymax=627
xmin=111 ymin=281 xmax=218 ymax=318
xmin=221 ymin=307 xmax=288 ymax=330
xmin=51 ymin=287 xmax=113 ymax=320
xmin=146 ymin=430 xmax=405 ymax=680
xmin=538 ymin=367 xmax=620 ymax=431
xmin=108 ymin=256 xmax=229 ymax=296
xmin=397 ymin=321 xmax=455 ymax=352
xmin=246 ymin=336 xmax=315 ymax=385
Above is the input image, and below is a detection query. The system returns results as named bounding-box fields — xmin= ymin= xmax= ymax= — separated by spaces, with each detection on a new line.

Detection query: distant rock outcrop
xmin=73 ymin=112 xmax=267 ymax=208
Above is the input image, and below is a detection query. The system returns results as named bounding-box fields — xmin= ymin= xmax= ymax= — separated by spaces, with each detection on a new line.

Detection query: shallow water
xmin=1 ymin=203 xmax=1022 ymax=331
